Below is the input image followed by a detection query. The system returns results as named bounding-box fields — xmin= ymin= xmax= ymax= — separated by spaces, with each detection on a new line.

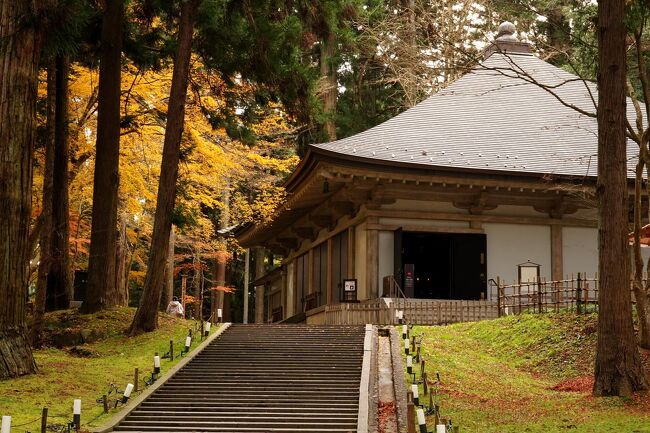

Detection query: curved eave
xmin=307 ymin=144 xmax=598 ymax=185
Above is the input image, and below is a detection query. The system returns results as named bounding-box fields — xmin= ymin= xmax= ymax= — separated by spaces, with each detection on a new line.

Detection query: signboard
xmin=404 ymin=263 xmax=415 ymax=298
xmin=342 ymin=279 xmax=357 ymax=302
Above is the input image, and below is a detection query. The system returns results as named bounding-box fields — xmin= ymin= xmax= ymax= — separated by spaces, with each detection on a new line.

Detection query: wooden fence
xmin=495 ymin=274 xmax=606 ymax=316
xmin=321 ymin=298 xmax=498 ymax=325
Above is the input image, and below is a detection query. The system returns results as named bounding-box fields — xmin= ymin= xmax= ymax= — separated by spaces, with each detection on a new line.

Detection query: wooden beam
xmin=330 ymin=201 xmax=355 ymax=216
xmin=534 ymin=195 xmax=579 ymax=218
xmin=282 ymin=208 xmax=367 ymax=264
xmin=330 ymin=165 xmax=597 ymax=195
xmin=367 ymin=209 xmax=597 ymax=228
xmin=310 ymin=215 xmax=332 ymax=229
xmin=293 ymin=226 xmax=315 ymax=239
xmin=277 ymin=237 xmax=298 ymax=250
xmin=367 ymin=224 xmax=484 ymax=234
xmin=453 ymin=191 xmax=497 ymax=215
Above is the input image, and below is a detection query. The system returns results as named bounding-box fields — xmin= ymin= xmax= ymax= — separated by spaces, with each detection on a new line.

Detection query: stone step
xmin=113 ymin=324 xmax=365 ymax=432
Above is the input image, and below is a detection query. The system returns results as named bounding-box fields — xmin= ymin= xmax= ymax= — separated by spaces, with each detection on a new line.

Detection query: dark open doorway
xmin=395 ymin=231 xmax=487 ymax=300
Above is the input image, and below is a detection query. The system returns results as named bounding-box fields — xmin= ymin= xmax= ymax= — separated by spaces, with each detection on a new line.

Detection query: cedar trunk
xmin=114 ymin=217 xmax=129 ymax=306
xmin=129 ymin=0 xmax=199 ymax=334
xmin=161 ymin=228 xmax=175 ymax=310
xmin=213 ymin=189 xmax=230 ymax=319
xmin=593 ymin=0 xmax=649 ymax=396
xmin=320 ymin=31 xmax=337 ymax=141
xmin=0 ymin=0 xmax=41 ymax=378
xmin=31 ymin=60 xmax=57 ymax=347
xmin=633 ymin=160 xmax=650 ymax=349
xmin=47 ymin=55 xmax=71 ymax=311
xmin=82 ymin=0 xmax=124 ymax=313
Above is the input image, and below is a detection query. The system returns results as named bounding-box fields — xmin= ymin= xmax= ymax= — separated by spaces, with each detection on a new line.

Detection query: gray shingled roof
xmin=311 ymin=50 xmax=640 ymax=179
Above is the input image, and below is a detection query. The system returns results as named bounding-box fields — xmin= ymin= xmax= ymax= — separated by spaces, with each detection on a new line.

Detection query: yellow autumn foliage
xmin=32 ymin=59 xmax=298 ymax=274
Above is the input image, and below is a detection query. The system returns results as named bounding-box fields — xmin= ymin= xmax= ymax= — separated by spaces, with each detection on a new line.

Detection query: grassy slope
xmin=0 ymin=308 xmax=208 ymax=430
xmin=410 ymin=313 xmax=650 ymax=433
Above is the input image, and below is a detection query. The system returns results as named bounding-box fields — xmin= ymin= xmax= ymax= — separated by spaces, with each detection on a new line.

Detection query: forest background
xmin=4 ymin=0 xmax=625 ymax=381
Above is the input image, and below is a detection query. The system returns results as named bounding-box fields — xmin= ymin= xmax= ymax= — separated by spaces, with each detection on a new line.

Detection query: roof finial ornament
xmin=496 ymin=21 xmax=517 ymax=42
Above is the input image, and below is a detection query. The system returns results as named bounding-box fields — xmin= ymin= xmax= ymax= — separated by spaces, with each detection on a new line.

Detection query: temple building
xmin=235 ymin=23 xmax=641 ymax=323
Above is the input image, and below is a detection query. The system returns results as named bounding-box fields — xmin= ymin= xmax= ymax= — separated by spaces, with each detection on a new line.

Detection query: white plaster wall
xmin=378 ymin=230 xmax=395 ymax=291
xmin=483 ymin=223 xmax=552 ymax=286
xmin=563 ymin=227 xmax=598 ymax=278
xmin=563 ymin=226 xmax=650 ymax=279
xmin=285 ymin=261 xmax=295 ymax=317
xmin=378 ymin=217 xmax=469 ymax=229
xmin=355 ymin=223 xmax=368 ymax=300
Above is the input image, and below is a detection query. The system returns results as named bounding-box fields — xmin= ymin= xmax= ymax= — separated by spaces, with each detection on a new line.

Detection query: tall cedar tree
xmin=129 ymin=0 xmax=200 ymax=334
xmin=320 ymin=29 xmax=337 ymax=141
xmin=47 ymin=54 xmax=72 ymax=311
xmin=0 ymin=0 xmax=41 ymax=378
xmin=31 ymin=61 xmax=57 ymax=346
xmin=82 ymin=0 xmax=124 ymax=313
xmin=593 ymin=0 xmax=649 ymax=396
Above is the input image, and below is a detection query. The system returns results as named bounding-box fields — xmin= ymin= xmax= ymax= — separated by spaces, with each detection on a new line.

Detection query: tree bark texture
xmin=0 ymin=0 xmax=41 ymax=378
xmin=213 ymin=188 xmax=230 ymax=319
xmin=632 ymin=160 xmax=650 ymax=348
xmin=593 ymin=0 xmax=649 ymax=396
xmin=46 ymin=54 xmax=71 ymax=311
xmin=31 ymin=60 xmax=56 ymax=347
xmin=320 ymin=31 xmax=337 ymax=141
xmin=113 ymin=217 xmax=129 ymax=306
xmin=82 ymin=0 xmax=124 ymax=313
xmin=161 ymin=228 xmax=175 ymax=310
xmin=129 ymin=0 xmax=199 ymax=334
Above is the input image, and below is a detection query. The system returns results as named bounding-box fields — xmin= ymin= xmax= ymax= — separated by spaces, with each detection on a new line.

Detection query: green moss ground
xmin=406 ymin=313 xmax=650 ymax=433
xmin=0 ymin=308 xmax=213 ymax=431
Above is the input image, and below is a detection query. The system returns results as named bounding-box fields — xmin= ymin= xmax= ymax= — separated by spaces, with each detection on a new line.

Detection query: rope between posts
xmin=9 ymin=416 xmax=41 ymax=427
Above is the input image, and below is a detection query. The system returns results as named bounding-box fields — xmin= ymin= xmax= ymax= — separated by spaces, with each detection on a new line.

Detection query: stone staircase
xmin=113 ymin=324 xmax=366 ymax=432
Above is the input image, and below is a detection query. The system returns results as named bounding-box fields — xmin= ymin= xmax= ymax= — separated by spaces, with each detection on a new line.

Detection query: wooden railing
xmin=322 ymin=298 xmax=498 ymax=325
xmin=494 ymin=274 xmax=613 ymax=316
xmin=496 ymin=274 xmax=598 ymax=316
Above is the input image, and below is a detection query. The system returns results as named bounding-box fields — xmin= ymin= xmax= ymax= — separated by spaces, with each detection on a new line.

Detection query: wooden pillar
xmin=347 ymin=227 xmax=355 ymax=279
xmin=243 ymin=248 xmax=250 ymax=323
xmin=308 ymin=248 xmax=314 ymax=296
xmin=254 ymin=247 xmax=265 ymax=323
xmin=213 ymin=251 xmax=228 ymax=321
xmin=281 ymin=268 xmax=287 ymax=320
xmin=326 ymin=238 xmax=333 ymax=304
xmin=366 ymin=228 xmax=379 ymax=299
xmin=551 ymin=224 xmax=563 ymax=281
